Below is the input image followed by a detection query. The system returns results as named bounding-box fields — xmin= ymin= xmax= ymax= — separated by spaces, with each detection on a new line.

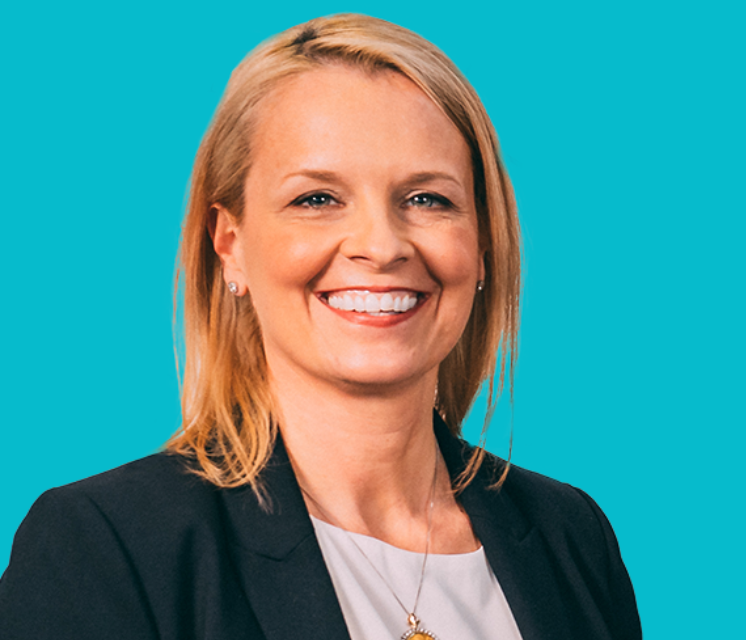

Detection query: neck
xmin=269 ymin=360 xmax=444 ymax=543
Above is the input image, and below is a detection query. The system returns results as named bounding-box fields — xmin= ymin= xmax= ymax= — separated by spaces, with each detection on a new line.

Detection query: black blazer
xmin=0 ymin=414 xmax=641 ymax=639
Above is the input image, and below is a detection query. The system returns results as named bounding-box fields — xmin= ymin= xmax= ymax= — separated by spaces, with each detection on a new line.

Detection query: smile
xmin=321 ymin=290 xmax=423 ymax=316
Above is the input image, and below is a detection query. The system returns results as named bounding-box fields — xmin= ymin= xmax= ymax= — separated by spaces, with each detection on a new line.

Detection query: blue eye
xmin=408 ymin=193 xmax=450 ymax=208
xmin=295 ymin=193 xmax=336 ymax=208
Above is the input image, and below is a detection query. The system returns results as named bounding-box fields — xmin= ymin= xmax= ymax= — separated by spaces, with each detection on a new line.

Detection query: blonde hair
xmin=167 ymin=14 xmax=521 ymax=494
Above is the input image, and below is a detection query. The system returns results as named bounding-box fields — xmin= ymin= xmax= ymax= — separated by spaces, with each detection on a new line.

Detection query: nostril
xmin=340 ymin=217 xmax=414 ymax=268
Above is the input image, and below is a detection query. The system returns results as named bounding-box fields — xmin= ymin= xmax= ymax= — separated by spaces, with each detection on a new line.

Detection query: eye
xmin=292 ymin=192 xmax=338 ymax=208
xmin=407 ymin=193 xmax=452 ymax=208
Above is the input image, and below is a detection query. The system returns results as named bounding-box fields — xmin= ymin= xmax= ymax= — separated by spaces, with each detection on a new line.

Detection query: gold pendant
xmin=402 ymin=633 xmax=436 ymax=640
xmin=401 ymin=614 xmax=438 ymax=640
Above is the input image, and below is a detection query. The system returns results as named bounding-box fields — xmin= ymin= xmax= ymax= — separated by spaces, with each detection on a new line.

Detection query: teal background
xmin=1 ymin=0 xmax=743 ymax=637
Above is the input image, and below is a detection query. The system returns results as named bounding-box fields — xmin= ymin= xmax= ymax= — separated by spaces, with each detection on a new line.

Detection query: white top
xmin=311 ymin=516 xmax=523 ymax=640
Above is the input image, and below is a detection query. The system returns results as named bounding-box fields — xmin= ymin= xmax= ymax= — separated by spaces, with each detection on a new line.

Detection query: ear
xmin=210 ymin=204 xmax=246 ymax=292
xmin=478 ymin=248 xmax=487 ymax=283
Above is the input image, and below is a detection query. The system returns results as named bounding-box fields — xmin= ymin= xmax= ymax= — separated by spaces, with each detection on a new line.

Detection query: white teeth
xmin=326 ymin=291 xmax=420 ymax=314
xmin=365 ymin=294 xmax=380 ymax=313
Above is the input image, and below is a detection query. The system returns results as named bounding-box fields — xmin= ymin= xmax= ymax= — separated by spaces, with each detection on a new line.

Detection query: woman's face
xmin=215 ymin=65 xmax=484 ymax=393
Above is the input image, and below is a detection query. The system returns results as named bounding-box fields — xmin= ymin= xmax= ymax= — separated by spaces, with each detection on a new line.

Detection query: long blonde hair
xmin=167 ymin=14 xmax=521 ymax=494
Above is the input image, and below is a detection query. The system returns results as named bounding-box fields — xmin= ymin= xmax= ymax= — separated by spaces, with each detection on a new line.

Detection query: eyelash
xmin=292 ymin=192 xmax=339 ymax=208
xmin=407 ymin=193 xmax=453 ymax=209
xmin=290 ymin=191 xmax=454 ymax=210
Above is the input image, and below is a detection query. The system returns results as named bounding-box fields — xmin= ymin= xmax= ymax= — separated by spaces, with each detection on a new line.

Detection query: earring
xmin=476 ymin=280 xmax=485 ymax=292
xmin=227 ymin=281 xmax=239 ymax=295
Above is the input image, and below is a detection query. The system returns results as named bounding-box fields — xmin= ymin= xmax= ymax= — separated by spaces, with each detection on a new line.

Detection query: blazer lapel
xmin=219 ymin=435 xmax=351 ymax=640
xmin=218 ymin=414 xmax=576 ymax=640
xmin=434 ymin=413 xmax=575 ymax=640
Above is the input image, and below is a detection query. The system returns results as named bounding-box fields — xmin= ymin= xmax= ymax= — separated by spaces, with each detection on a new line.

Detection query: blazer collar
xmin=219 ymin=433 xmax=351 ymax=640
xmin=219 ymin=413 xmax=572 ymax=640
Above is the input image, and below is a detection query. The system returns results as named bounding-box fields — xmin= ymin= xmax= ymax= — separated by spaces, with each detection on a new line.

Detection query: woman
xmin=0 ymin=14 xmax=641 ymax=640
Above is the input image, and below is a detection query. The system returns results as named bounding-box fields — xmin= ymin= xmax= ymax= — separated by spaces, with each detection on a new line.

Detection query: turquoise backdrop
xmin=1 ymin=1 xmax=743 ymax=637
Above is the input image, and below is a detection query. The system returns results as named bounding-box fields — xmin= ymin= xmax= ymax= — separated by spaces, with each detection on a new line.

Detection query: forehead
xmin=248 ymin=64 xmax=472 ymax=180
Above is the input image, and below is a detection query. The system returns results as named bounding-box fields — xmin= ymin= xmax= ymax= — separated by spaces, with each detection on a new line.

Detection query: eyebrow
xmin=281 ymin=170 xmax=341 ymax=185
xmin=281 ymin=170 xmax=465 ymax=188
xmin=401 ymin=172 xmax=464 ymax=188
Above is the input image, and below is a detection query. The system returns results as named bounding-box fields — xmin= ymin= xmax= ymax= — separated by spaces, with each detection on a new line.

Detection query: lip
xmin=319 ymin=286 xmax=425 ymax=295
xmin=315 ymin=287 xmax=429 ymax=327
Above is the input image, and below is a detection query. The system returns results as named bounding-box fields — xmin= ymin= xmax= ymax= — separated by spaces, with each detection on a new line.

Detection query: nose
xmin=340 ymin=198 xmax=414 ymax=270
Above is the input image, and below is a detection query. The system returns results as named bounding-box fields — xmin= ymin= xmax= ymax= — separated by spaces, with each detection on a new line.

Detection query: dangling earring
xmin=476 ymin=280 xmax=485 ymax=292
xmin=227 ymin=281 xmax=239 ymax=295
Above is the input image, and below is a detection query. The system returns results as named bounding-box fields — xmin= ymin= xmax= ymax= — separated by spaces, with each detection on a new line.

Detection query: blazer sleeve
xmin=0 ymin=487 xmax=159 ymax=640
xmin=573 ymin=487 xmax=642 ymax=640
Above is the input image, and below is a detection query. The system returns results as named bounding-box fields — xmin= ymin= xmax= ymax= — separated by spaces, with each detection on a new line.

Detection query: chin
xmin=327 ymin=358 xmax=434 ymax=392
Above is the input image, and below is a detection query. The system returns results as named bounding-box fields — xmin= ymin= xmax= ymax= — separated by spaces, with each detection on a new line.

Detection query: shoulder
xmin=500 ymin=458 xmax=620 ymax=567
xmin=466 ymin=444 xmax=611 ymax=536
xmin=3 ymin=453 xmax=228 ymax=593
xmin=439 ymin=415 xmax=609 ymax=542
xmin=25 ymin=453 xmax=220 ymax=536
xmin=468 ymin=447 xmax=642 ymax=638
xmin=56 ymin=450 xmax=210 ymax=499
xmin=455 ymin=438 xmax=625 ymax=582
xmin=58 ymin=451 xmax=215 ymax=505
xmin=0 ymin=454 xmax=236 ymax=639
xmin=496 ymin=456 xmax=610 ymax=537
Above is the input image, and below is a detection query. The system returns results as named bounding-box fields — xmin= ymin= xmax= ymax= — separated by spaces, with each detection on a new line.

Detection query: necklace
xmin=300 ymin=445 xmax=440 ymax=640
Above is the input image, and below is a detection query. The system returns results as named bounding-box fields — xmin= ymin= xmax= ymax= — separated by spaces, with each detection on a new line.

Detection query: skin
xmin=212 ymin=65 xmax=484 ymax=553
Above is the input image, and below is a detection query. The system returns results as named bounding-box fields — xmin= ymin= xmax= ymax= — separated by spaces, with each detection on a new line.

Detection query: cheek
xmin=243 ymin=227 xmax=338 ymax=301
xmin=422 ymin=227 xmax=481 ymax=288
